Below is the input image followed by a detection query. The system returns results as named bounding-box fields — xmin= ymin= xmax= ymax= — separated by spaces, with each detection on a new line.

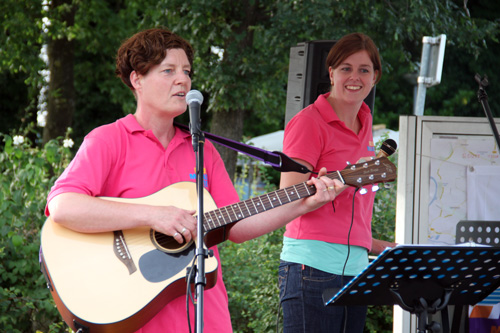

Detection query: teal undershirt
xmin=280 ymin=236 xmax=369 ymax=276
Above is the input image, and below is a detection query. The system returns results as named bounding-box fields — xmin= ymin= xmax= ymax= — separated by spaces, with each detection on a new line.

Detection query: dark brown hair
xmin=115 ymin=28 xmax=194 ymax=90
xmin=326 ymin=32 xmax=382 ymax=84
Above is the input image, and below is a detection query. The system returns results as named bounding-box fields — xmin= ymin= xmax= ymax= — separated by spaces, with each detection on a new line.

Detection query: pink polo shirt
xmin=283 ymin=93 xmax=376 ymax=250
xmin=46 ymin=114 xmax=237 ymax=332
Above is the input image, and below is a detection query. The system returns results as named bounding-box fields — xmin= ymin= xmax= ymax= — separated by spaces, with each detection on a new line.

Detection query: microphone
xmin=376 ymin=139 xmax=397 ymax=158
xmin=186 ymin=90 xmax=204 ymax=151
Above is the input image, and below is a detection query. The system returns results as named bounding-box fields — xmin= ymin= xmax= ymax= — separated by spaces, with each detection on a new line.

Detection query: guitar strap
xmin=174 ymin=122 xmax=311 ymax=174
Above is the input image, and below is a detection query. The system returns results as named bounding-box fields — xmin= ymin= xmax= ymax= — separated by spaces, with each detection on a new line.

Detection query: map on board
xmin=428 ymin=136 xmax=500 ymax=245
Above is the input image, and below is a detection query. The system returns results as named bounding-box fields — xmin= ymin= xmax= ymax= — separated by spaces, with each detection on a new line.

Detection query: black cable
xmin=186 ymin=256 xmax=197 ymax=333
xmin=341 ymin=187 xmax=359 ymax=333
xmin=276 ymin=300 xmax=282 ymax=333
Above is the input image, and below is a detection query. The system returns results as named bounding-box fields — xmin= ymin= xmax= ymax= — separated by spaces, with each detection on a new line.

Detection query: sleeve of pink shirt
xmin=283 ymin=108 xmax=324 ymax=170
xmin=44 ymin=130 xmax=117 ymax=216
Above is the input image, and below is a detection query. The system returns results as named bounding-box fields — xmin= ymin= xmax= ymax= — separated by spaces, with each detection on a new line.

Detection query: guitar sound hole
xmin=150 ymin=230 xmax=193 ymax=254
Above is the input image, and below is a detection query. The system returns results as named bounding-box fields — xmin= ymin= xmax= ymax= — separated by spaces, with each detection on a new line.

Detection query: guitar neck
xmin=202 ymin=172 xmax=341 ymax=232
xmin=202 ymin=156 xmax=396 ymax=232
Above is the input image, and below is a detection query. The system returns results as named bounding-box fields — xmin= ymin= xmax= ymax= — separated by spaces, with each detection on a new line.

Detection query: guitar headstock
xmin=340 ymin=157 xmax=397 ymax=188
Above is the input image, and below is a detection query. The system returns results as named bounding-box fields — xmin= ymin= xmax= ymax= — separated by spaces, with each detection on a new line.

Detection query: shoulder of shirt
xmin=85 ymin=120 xmax=119 ymax=138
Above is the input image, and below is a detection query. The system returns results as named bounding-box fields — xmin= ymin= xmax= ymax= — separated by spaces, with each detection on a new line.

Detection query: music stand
xmin=322 ymin=244 xmax=500 ymax=333
xmin=453 ymin=220 xmax=500 ymax=332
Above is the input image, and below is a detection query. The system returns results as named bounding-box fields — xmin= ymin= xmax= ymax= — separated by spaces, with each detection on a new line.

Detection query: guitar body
xmin=40 ymin=182 xmax=219 ymax=333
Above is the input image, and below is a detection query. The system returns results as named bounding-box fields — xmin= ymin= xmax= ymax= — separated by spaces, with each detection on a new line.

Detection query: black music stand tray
xmin=322 ymin=244 xmax=500 ymax=333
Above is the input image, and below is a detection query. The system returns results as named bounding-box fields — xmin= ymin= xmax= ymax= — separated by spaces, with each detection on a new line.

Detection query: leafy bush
xmin=0 ymin=133 xmax=72 ymax=333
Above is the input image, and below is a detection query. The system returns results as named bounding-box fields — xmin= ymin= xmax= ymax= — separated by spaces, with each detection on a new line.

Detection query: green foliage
xmin=0 ymin=132 xmax=73 ymax=333
xmin=221 ymin=169 xmax=282 ymax=332
xmin=220 ymin=229 xmax=284 ymax=332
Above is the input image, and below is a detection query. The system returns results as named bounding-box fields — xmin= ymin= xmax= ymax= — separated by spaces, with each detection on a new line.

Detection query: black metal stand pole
xmin=475 ymin=74 xmax=500 ymax=149
xmin=193 ymin=132 xmax=208 ymax=333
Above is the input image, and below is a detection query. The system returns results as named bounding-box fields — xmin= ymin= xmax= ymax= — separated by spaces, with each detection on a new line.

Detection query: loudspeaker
xmin=284 ymin=40 xmax=376 ymax=126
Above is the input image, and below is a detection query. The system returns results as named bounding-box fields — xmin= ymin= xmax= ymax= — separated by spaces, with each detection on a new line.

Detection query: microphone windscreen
xmin=380 ymin=139 xmax=397 ymax=157
xmin=186 ymin=90 xmax=204 ymax=105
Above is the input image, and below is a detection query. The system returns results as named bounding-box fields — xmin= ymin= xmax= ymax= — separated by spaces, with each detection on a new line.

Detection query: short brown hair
xmin=115 ymin=28 xmax=194 ymax=90
xmin=326 ymin=33 xmax=382 ymax=84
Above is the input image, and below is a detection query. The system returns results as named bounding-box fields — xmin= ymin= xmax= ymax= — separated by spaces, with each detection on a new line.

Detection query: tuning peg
xmin=346 ymin=161 xmax=351 ymax=165
xmin=359 ymin=188 xmax=368 ymax=195
xmin=372 ymin=185 xmax=380 ymax=192
xmin=384 ymin=183 xmax=393 ymax=189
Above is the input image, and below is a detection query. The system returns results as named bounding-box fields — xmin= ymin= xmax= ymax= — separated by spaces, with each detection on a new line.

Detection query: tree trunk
xmin=210 ymin=109 xmax=246 ymax=181
xmin=42 ymin=0 xmax=76 ymax=144
xmin=209 ymin=0 xmax=261 ymax=180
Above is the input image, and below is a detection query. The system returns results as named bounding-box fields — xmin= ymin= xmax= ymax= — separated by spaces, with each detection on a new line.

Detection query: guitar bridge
xmin=113 ymin=231 xmax=137 ymax=275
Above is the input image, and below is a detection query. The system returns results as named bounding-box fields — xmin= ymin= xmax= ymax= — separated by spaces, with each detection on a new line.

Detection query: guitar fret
xmin=228 ymin=204 xmax=237 ymax=221
xmin=280 ymin=188 xmax=294 ymax=204
xmin=204 ymin=212 xmax=214 ymax=230
xmin=260 ymin=194 xmax=272 ymax=210
xmin=290 ymin=185 xmax=301 ymax=199
xmin=250 ymin=197 xmax=261 ymax=214
xmin=293 ymin=184 xmax=304 ymax=198
xmin=205 ymin=210 xmax=219 ymax=229
xmin=283 ymin=187 xmax=292 ymax=202
xmin=217 ymin=208 xmax=228 ymax=225
xmin=264 ymin=194 xmax=273 ymax=208
xmin=232 ymin=203 xmax=245 ymax=220
xmin=275 ymin=191 xmax=284 ymax=205
xmin=245 ymin=199 xmax=259 ymax=215
xmin=209 ymin=210 xmax=222 ymax=230
xmin=304 ymin=184 xmax=313 ymax=196
xmin=257 ymin=196 xmax=266 ymax=211
xmin=240 ymin=202 xmax=250 ymax=217
xmin=221 ymin=206 xmax=232 ymax=223
xmin=267 ymin=193 xmax=281 ymax=207
xmin=241 ymin=201 xmax=249 ymax=216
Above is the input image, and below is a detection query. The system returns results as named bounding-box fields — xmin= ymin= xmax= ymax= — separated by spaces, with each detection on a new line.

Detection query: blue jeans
xmin=278 ymin=260 xmax=367 ymax=333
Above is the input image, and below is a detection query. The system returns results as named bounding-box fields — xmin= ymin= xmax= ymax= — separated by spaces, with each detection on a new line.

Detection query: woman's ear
xmin=373 ymin=70 xmax=379 ymax=86
xmin=130 ymin=71 xmax=141 ymax=91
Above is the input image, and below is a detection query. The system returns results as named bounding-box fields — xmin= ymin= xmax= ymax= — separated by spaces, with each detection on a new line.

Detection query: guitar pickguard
xmin=139 ymin=242 xmax=196 ymax=283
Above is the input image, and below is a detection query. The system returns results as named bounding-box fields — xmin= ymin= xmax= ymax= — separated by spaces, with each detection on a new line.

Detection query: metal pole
xmin=414 ymin=37 xmax=431 ymax=116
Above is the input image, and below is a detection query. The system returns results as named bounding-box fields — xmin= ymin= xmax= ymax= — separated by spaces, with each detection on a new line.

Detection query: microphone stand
xmin=475 ymin=74 xmax=500 ymax=149
xmin=191 ymin=125 xmax=209 ymax=333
